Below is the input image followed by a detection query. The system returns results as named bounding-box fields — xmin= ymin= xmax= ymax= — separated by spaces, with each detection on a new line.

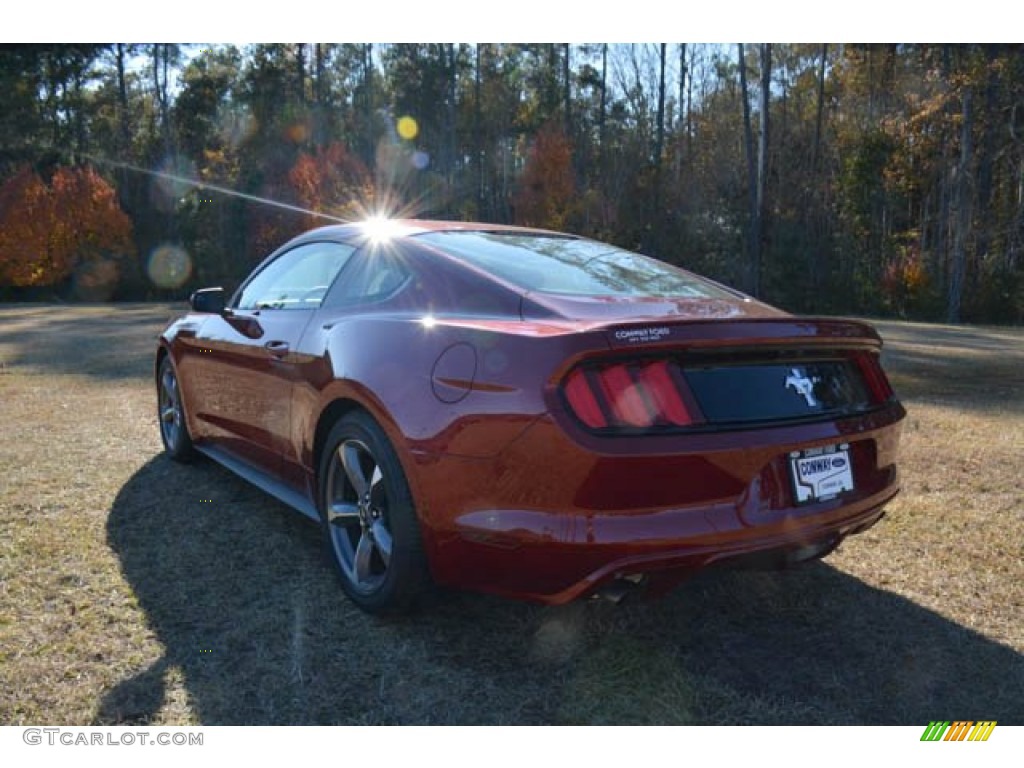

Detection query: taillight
xmin=563 ymin=368 xmax=605 ymax=428
xmin=853 ymin=352 xmax=895 ymax=404
xmin=563 ymin=360 xmax=702 ymax=431
xmin=636 ymin=360 xmax=695 ymax=426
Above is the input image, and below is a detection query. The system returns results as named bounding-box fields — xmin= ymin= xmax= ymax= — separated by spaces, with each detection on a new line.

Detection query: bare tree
xmin=599 ymin=43 xmax=607 ymax=151
xmin=115 ymin=44 xmax=131 ymax=153
xmin=678 ymin=44 xmax=687 ymax=134
xmin=362 ymin=43 xmax=373 ymax=166
xmin=474 ymin=44 xmax=483 ymax=214
xmin=151 ymin=44 xmax=171 ymax=149
xmin=563 ymin=43 xmax=571 ymax=134
xmin=655 ymin=43 xmax=666 ymax=164
xmin=948 ymin=85 xmax=972 ymax=322
xmin=813 ymin=44 xmax=827 ymax=171
xmin=444 ymin=43 xmax=458 ymax=187
xmin=755 ymin=44 xmax=772 ymax=298
xmin=295 ymin=44 xmax=306 ymax=105
xmin=739 ymin=44 xmax=759 ymax=295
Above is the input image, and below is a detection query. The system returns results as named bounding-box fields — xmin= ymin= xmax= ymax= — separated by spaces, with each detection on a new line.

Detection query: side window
xmin=235 ymin=242 xmax=355 ymax=310
xmin=330 ymin=248 xmax=411 ymax=305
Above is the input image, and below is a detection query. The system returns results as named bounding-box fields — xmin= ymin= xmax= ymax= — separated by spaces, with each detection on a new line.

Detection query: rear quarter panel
xmin=294 ymin=314 xmax=613 ymax=480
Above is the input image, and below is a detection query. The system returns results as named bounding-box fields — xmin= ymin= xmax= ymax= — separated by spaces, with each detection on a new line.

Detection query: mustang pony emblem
xmin=785 ymin=368 xmax=820 ymax=407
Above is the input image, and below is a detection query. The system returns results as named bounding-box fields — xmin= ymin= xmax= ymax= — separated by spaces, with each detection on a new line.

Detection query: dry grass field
xmin=0 ymin=304 xmax=1021 ymax=725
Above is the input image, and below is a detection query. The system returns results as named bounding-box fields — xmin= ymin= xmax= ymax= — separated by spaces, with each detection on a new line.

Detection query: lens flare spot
xmin=412 ymin=151 xmax=430 ymax=170
xmin=152 ymin=156 xmax=197 ymax=208
xmin=397 ymin=116 xmax=419 ymax=141
xmin=219 ymin=108 xmax=255 ymax=149
xmin=72 ymin=257 xmax=121 ymax=302
xmin=147 ymin=244 xmax=193 ymax=289
xmin=285 ymin=122 xmax=309 ymax=143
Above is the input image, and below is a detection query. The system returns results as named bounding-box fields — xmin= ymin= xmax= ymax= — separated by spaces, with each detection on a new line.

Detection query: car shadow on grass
xmin=99 ymin=455 xmax=1024 ymax=725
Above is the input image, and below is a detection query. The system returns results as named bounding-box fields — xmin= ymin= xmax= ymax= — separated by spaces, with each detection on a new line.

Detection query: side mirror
xmin=190 ymin=287 xmax=226 ymax=314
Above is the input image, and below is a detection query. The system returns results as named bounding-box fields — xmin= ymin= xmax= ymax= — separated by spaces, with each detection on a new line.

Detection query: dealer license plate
xmin=789 ymin=443 xmax=854 ymax=504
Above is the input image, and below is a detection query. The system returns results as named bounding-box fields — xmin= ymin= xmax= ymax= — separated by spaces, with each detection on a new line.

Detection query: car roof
xmin=289 ymin=219 xmax=569 ymax=246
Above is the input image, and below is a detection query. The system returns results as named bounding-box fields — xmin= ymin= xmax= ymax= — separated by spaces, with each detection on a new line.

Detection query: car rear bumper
xmin=413 ymin=403 xmax=905 ymax=603
xmin=441 ymin=487 xmax=894 ymax=604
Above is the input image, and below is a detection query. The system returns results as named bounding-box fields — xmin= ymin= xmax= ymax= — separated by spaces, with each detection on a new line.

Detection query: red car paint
xmin=158 ymin=220 xmax=905 ymax=605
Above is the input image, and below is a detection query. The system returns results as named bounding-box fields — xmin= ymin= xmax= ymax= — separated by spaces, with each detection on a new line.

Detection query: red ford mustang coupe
xmin=156 ymin=219 xmax=905 ymax=613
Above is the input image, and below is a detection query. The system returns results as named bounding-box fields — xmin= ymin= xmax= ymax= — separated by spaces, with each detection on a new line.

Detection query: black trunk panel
xmin=683 ymin=360 xmax=871 ymax=424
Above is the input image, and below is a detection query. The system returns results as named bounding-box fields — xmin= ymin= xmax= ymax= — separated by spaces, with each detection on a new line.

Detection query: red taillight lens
xmin=596 ymin=364 xmax=652 ymax=427
xmin=563 ymin=359 xmax=700 ymax=430
xmin=853 ymin=352 xmax=895 ymax=403
xmin=564 ymin=368 xmax=606 ymax=428
xmin=636 ymin=359 xmax=695 ymax=426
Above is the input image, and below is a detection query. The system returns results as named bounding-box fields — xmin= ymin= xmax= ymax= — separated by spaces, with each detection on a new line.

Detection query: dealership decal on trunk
xmin=613 ymin=327 xmax=671 ymax=343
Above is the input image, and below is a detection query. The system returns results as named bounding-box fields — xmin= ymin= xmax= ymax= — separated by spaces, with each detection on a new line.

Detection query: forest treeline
xmin=0 ymin=43 xmax=1022 ymax=323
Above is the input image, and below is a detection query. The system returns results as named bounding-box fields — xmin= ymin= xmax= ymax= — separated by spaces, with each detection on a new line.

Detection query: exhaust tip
xmin=591 ymin=574 xmax=647 ymax=604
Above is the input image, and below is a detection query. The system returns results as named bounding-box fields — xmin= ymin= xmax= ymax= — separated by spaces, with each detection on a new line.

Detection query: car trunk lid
xmin=550 ymin=313 xmax=893 ymax=433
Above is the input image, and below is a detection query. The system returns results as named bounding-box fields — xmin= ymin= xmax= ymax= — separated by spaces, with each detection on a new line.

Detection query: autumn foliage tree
xmin=288 ymin=142 xmax=375 ymax=225
xmin=244 ymin=168 xmax=310 ymax=261
xmin=0 ymin=165 xmax=134 ymax=291
xmin=512 ymin=124 xmax=575 ymax=230
xmin=0 ymin=167 xmax=53 ymax=287
xmin=244 ymin=142 xmax=375 ymax=259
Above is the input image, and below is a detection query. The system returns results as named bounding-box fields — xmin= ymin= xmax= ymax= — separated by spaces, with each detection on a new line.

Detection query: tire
xmin=318 ymin=411 xmax=429 ymax=614
xmin=157 ymin=354 xmax=195 ymax=462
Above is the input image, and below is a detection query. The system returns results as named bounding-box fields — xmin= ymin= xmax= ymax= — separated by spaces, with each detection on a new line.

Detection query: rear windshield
xmin=415 ymin=231 xmax=733 ymax=299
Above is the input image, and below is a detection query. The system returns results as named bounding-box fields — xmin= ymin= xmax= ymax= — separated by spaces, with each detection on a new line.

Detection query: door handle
xmin=264 ymin=340 xmax=290 ymax=358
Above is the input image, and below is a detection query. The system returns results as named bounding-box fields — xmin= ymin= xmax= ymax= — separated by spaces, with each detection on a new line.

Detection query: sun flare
xmin=359 ymin=215 xmax=406 ymax=243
